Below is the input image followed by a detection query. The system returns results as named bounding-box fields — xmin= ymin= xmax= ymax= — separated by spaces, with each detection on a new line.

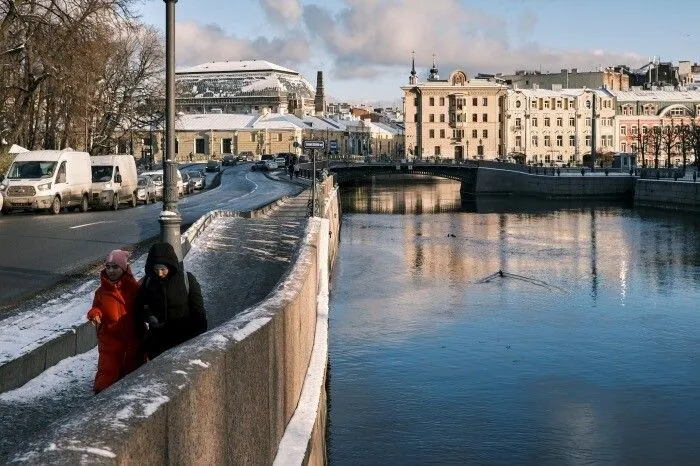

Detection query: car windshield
xmin=137 ymin=177 xmax=149 ymax=187
xmin=7 ymin=161 xmax=57 ymax=179
xmin=148 ymin=174 xmax=163 ymax=184
xmin=91 ymin=165 xmax=113 ymax=182
xmin=187 ymin=172 xmax=201 ymax=178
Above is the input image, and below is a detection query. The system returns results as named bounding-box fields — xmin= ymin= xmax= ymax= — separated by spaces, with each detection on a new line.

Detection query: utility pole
xmin=160 ymin=0 xmax=182 ymax=259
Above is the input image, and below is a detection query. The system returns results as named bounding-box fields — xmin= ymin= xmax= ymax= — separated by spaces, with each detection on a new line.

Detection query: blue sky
xmin=137 ymin=0 xmax=698 ymax=104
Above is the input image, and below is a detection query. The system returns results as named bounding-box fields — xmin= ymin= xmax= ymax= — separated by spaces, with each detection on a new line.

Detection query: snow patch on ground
xmin=0 ymin=349 xmax=96 ymax=403
xmin=188 ymin=359 xmax=209 ymax=368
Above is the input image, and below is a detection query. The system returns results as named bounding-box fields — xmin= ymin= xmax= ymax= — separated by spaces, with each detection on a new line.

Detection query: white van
xmin=90 ymin=154 xmax=138 ymax=209
xmin=141 ymin=169 xmax=185 ymax=198
xmin=1 ymin=150 xmax=92 ymax=215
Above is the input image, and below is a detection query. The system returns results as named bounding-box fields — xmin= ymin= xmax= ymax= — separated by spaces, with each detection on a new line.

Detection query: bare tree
xmin=635 ymin=125 xmax=648 ymax=168
xmin=647 ymin=126 xmax=663 ymax=169
xmin=691 ymin=120 xmax=700 ymax=168
xmin=661 ymin=120 xmax=677 ymax=168
xmin=675 ymin=123 xmax=692 ymax=171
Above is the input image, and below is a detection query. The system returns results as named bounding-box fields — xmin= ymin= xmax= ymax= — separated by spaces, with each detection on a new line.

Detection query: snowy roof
xmin=299 ymin=116 xmax=344 ymax=131
xmin=609 ymin=89 xmax=700 ymax=102
xmin=177 ymin=60 xmax=297 ymax=75
xmin=175 ymin=114 xmax=258 ymax=131
xmin=510 ymin=88 xmax=610 ymax=99
xmin=253 ymin=113 xmax=307 ymax=130
xmin=371 ymin=122 xmax=402 ymax=135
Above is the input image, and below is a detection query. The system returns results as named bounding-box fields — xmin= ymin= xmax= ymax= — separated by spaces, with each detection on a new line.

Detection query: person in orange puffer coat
xmin=87 ymin=249 xmax=145 ymax=393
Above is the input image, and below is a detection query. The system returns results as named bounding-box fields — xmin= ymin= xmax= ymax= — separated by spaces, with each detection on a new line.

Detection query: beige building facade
xmin=402 ymin=68 xmax=508 ymax=161
xmin=505 ymin=89 xmax=616 ymax=165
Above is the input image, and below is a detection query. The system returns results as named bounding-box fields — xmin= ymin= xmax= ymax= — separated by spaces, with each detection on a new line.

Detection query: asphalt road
xmin=0 ymin=164 xmax=305 ymax=307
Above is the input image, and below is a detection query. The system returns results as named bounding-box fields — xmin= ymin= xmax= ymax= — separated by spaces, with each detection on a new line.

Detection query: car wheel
xmin=80 ymin=194 xmax=89 ymax=213
xmin=50 ymin=196 xmax=61 ymax=215
xmin=111 ymin=193 xmax=119 ymax=210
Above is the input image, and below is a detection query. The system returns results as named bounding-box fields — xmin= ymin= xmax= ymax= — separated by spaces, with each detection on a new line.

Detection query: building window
xmin=569 ymin=135 xmax=575 ymax=146
xmin=515 ymin=117 xmax=522 ymax=129
xmin=472 ymin=97 xmax=478 ymax=106
xmin=569 ymin=117 xmax=575 ymax=126
xmin=544 ymin=100 xmax=550 ymax=109
xmin=435 ymin=146 xmax=441 ymax=156
xmin=585 ymin=118 xmax=591 ymax=127
xmin=277 ymin=133 xmax=283 ymax=142
xmin=607 ymin=135 xmax=613 ymax=146
xmin=440 ymin=114 xmax=445 ymax=123
xmin=249 ymin=133 xmax=255 ymax=142
xmin=414 ymin=113 xmax=418 ymax=122
xmin=429 ymin=97 xmax=435 ymax=106
xmin=556 ymin=117 xmax=563 ymax=127
xmin=532 ymin=117 xmax=538 ymax=127
xmin=515 ymin=136 xmax=522 ymax=147
xmin=175 ymin=139 xmax=179 ymax=154
xmin=482 ymin=113 xmax=488 ymax=122
xmin=472 ymin=114 xmax=478 ymax=122
xmin=556 ymin=100 xmax=562 ymax=109
xmin=544 ymin=135 xmax=551 ymax=147
xmin=585 ymin=135 xmax=591 ymax=146
xmin=195 ymin=138 xmax=205 ymax=154
xmin=544 ymin=117 xmax=551 ymax=127
xmin=439 ymin=97 xmax=445 ymax=106
xmin=483 ymin=129 xmax=488 ymax=138
xmin=556 ymin=135 xmax=563 ymax=147
xmin=440 ymin=129 xmax=445 ymax=138
xmin=545 ymin=154 xmax=551 ymax=162
xmin=631 ymin=125 xmax=638 ymax=135
xmin=429 ymin=114 xmax=435 ymax=122
xmin=482 ymin=97 xmax=488 ymax=106
xmin=621 ymin=126 xmax=626 ymax=135
xmin=532 ymin=135 xmax=538 ymax=146
xmin=429 ymin=129 xmax=435 ymax=138
xmin=472 ymin=129 xmax=478 ymax=138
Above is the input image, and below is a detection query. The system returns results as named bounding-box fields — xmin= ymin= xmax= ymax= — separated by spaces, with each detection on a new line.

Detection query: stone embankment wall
xmin=467 ymin=167 xmax=636 ymax=199
xmin=634 ymin=179 xmax=700 ymax=212
xmin=14 ymin=178 xmax=340 ymax=465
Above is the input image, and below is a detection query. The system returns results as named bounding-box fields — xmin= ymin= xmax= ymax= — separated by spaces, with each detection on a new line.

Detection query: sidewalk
xmin=0 ymin=189 xmax=313 ymax=462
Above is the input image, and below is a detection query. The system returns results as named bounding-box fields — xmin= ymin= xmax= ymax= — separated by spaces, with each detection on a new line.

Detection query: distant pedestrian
xmin=288 ymin=162 xmax=294 ymax=179
xmin=87 ymin=250 xmax=145 ymax=394
xmin=294 ymin=162 xmax=300 ymax=179
xmin=188 ymin=152 xmax=193 ymax=162
xmin=136 ymin=243 xmax=207 ymax=359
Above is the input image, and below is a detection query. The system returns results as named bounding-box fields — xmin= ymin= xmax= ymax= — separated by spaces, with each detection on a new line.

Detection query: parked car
xmin=250 ymin=160 xmax=266 ymax=171
xmin=222 ymin=154 xmax=237 ymax=166
xmin=264 ymin=160 xmax=279 ymax=171
xmin=205 ymin=159 xmax=221 ymax=172
xmin=141 ymin=169 xmax=185 ymax=197
xmin=180 ymin=172 xmax=195 ymax=194
xmin=136 ymin=175 xmax=157 ymax=204
xmin=187 ymin=170 xmax=206 ymax=190
xmin=239 ymin=151 xmax=254 ymax=161
xmin=274 ymin=156 xmax=287 ymax=167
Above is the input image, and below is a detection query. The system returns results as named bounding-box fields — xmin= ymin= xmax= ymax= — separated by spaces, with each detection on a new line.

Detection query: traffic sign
xmin=303 ymin=140 xmax=325 ymax=149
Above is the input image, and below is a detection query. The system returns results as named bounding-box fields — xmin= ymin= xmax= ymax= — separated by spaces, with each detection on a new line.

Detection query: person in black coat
xmin=136 ymin=242 xmax=207 ymax=359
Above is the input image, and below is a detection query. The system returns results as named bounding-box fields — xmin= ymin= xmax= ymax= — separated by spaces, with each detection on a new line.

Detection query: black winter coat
xmin=136 ymin=243 xmax=207 ymax=359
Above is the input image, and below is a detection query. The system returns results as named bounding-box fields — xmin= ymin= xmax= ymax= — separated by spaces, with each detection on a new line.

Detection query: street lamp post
xmin=160 ymin=0 xmax=182 ymax=260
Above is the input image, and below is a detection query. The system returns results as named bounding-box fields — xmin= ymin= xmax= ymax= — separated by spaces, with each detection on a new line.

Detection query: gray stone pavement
xmin=187 ymin=188 xmax=313 ymax=327
xmin=0 ymin=185 xmax=315 ymax=462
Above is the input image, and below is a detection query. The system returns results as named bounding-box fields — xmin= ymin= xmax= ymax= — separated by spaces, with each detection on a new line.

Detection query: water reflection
xmin=330 ymin=177 xmax=700 ymax=465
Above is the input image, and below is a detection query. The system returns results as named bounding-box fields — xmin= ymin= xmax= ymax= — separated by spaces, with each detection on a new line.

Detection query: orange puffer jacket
xmin=87 ymin=269 xmax=141 ymax=352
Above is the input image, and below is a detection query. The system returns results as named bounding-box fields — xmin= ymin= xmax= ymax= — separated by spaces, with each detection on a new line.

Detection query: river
xmin=327 ymin=175 xmax=700 ymax=465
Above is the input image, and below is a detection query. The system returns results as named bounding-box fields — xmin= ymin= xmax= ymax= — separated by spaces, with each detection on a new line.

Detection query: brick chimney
xmin=314 ymin=71 xmax=325 ymax=117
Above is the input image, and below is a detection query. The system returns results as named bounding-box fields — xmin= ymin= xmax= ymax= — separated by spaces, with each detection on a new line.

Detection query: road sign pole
xmin=312 ymin=148 xmax=316 ymax=216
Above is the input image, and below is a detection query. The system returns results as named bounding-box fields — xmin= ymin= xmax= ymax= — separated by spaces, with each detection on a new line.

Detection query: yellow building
xmin=402 ymin=60 xmax=508 ymax=161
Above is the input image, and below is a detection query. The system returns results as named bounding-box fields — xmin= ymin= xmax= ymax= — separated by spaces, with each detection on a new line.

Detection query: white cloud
xmin=175 ymin=21 xmax=310 ymax=67
xmin=258 ymin=0 xmax=303 ymax=26
xmin=301 ymin=0 xmax=644 ymax=79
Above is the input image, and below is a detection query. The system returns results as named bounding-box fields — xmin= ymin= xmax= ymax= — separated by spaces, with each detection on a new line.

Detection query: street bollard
xmin=581 ymin=168 xmax=585 ymax=176
xmin=694 ymin=171 xmax=697 ymax=182
xmin=605 ymin=168 xmax=609 ymax=176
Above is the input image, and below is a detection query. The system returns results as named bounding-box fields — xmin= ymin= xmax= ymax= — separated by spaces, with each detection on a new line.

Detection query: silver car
xmin=136 ymin=175 xmax=157 ymax=204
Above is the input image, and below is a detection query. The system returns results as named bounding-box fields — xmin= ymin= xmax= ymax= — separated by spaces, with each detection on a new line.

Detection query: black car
xmin=205 ymin=159 xmax=222 ymax=172
xmin=222 ymin=154 xmax=237 ymax=166
xmin=250 ymin=161 xmax=266 ymax=171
